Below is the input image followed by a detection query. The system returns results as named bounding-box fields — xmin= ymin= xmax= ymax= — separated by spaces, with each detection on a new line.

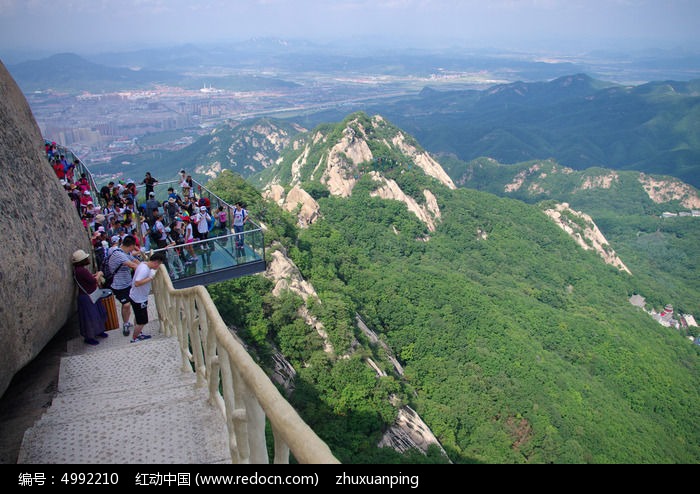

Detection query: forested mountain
xmin=293 ymin=74 xmax=700 ymax=188
xmin=92 ymin=117 xmax=304 ymax=184
xmin=168 ymin=117 xmax=305 ymax=178
xmin=447 ymin=157 xmax=700 ymax=316
xmin=203 ymin=112 xmax=700 ymax=463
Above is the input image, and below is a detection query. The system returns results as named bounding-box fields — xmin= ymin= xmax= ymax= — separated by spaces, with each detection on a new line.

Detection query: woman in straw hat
xmin=72 ymin=249 xmax=108 ymax=346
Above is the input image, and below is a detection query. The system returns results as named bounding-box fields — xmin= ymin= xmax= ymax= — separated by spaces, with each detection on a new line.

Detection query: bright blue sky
xmin=1 ymin=0 xmax=698 ymax=56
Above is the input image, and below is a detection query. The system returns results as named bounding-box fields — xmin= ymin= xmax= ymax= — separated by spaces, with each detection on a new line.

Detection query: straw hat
xmin=71 ymin=249 xmax=90 ymax=264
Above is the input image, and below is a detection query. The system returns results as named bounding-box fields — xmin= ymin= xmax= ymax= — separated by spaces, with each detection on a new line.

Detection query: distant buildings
xmin=654 ymin=304 xmax=677 ymax=327
xmin=629 ymin=295 xmax=698 ymax=335
xmin=681 ymin=314 xmax=698 ymax=329
xmin=661 ymin=210 xmax=700 ymax=218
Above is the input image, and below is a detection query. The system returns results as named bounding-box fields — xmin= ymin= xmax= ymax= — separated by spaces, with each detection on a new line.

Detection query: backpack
xmin=101 ymin=249 xmax=124 ymax=288
xmin=94 ymin=245 xmax=106 ymax=270
xmin=149 ymin=222 xmax=161 ymax=243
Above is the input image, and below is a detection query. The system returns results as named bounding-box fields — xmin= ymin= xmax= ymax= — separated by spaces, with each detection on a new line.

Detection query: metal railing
xmin=151 ymin=266 xmax=340 ymax=464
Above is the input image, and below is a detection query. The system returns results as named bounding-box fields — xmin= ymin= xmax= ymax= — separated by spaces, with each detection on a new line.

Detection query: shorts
xmin=129 ymin=298 xmax=149 ymax=325
xmin=112 ymin=286 xmax=131 ymax=304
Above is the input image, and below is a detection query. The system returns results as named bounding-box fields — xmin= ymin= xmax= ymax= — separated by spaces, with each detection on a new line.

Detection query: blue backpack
xmin=149 ymin=223 xmax=161 ymax=243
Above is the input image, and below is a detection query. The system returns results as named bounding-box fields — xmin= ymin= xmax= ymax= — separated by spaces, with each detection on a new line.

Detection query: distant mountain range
xmin=293 ymin=74 xmax=700 ymax=188
xmin=8 ymin=53 xmax=181 ymax=92
xmin=7 ymin=52 xmax=300 ymax=93
xmin=9 ymin=49 xmax=700 ymax=188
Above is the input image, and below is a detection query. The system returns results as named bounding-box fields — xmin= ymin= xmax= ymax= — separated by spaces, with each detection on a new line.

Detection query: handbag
xmin=74 ymin=275 xmax=113 ymax=304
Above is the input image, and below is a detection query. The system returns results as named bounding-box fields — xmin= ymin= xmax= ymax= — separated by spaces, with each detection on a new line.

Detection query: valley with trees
xmin=194 ymin=113 xmax=700 ymax=463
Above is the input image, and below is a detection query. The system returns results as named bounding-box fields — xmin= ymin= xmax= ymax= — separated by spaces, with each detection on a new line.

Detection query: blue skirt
xmin=77 ymin=293 xmax=107 ymax=339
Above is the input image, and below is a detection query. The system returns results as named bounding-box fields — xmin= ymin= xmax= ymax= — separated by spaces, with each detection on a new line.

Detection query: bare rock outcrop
xmin=504 ymin=161 xmax=575 ymax=193
xmin=263 ymin=183 xmax=286 ymax=205
xmin=321 ymin=126 xmax=373 ymax=197
xmin=264 ymin=249 xmax=446 ymax=458
xmin=390 ymin=131 xmax=456 ymax=190
xmin=578 ymin=171 xmax=620 ymax=191
xmin=0 ymin=61 xmax=91 ymax=397
xmin=355 ymin=315 xmax=447 ymax=458
xmin=368 ymin=172 xmax=441 ymax=232
xmin=544 ymin=202 xmax=631 ymax=274
xmin=356 ymin=315 xmax=404 ymax=376
xmin=264 ymin=248 xmax=333 ymax=354
xmin=378 ymin=406 xmax=449 ymax=460
xmin=265 ymin=185 xmax=321 ymax=228
xmin=638 ymin=173 xmax=700 ymax=209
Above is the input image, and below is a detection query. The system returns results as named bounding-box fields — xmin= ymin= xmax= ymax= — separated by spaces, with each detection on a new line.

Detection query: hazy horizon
xmin=1 ymin=0 xmax=699 ymax=60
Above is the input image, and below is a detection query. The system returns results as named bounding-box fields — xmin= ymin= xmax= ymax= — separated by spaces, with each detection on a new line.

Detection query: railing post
xmin=272 ymin=426 xmax=291 ymax=464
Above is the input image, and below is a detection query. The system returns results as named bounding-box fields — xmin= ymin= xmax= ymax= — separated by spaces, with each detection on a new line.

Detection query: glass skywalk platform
xmin=152 ymin=229 xmax=266 ymax=289
xmin=143 ymin=179 xmax=267 ymax=288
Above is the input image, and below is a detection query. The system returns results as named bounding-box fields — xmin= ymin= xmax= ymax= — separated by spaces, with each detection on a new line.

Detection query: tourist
xmin=128 ymin=251 xmax=166 ymax=343
xmin=71 ymin=249 xmax=108 ymax=346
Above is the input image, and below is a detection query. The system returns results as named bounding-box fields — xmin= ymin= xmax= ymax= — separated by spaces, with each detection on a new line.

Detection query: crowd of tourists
xmin=47 ymin=142 xmax=250 ymax=346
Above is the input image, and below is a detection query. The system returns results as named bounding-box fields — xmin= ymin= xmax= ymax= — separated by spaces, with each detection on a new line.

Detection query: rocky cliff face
xmin=638 ymin=173 xmax=700 ymax=209
xmin=265 ymin=113 xmax=453 ymax=233
xmin=544 ymin=202 xmax=631 ymax=274
xmin=378 ymin=407 xmax=450 ymax=459
xmin=0 ymin=61 xmax=91 ymax=397
xmin=368 ymin=172 xmax=441 ymax=233
xmin=264 ymin=247 xmax=334 ymax=354
xmin=263 ymin=244 xmax=446 ymax=457
xmin=496 ymin=160 xmax=700 ymax=212
xmin=194 ymin=119 xmax=305 ymax=179
xmin=263 ymin=184 xmax=322 ymax=228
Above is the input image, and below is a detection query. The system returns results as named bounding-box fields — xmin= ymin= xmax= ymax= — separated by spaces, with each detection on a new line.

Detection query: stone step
xmin=36 ymin=338 xmax=197 ymax=422
xmin=17 ymin=296 xmax=231 ymax=464
xmin=18 ymin=382 xmax=230 ymax=464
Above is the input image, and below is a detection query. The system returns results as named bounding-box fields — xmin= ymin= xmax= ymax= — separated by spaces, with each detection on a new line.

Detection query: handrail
xmin=47 ymin=139 xmax=337 ymax=464
xmin=151 ymin=264 xmax=340 ymax=464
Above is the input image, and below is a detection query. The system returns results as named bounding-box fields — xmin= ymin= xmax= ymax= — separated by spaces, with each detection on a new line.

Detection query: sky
xmin=1 ymin=0 xmax=699 ymax=57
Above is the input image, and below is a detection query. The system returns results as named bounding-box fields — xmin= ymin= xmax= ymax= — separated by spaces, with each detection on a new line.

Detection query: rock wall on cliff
xmin=0 ymin=60 xmax=91 ymax=397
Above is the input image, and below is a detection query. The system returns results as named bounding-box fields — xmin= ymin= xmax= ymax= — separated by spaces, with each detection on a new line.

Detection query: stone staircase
xmin=17 ymin=296 xmax=231 ymax=464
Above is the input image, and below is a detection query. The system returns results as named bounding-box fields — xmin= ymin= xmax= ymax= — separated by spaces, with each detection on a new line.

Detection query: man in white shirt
xmin=194 ymin=206 xmax=211 ymax=239
xmin=128 ymin=251 xmax=166 ymax=343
